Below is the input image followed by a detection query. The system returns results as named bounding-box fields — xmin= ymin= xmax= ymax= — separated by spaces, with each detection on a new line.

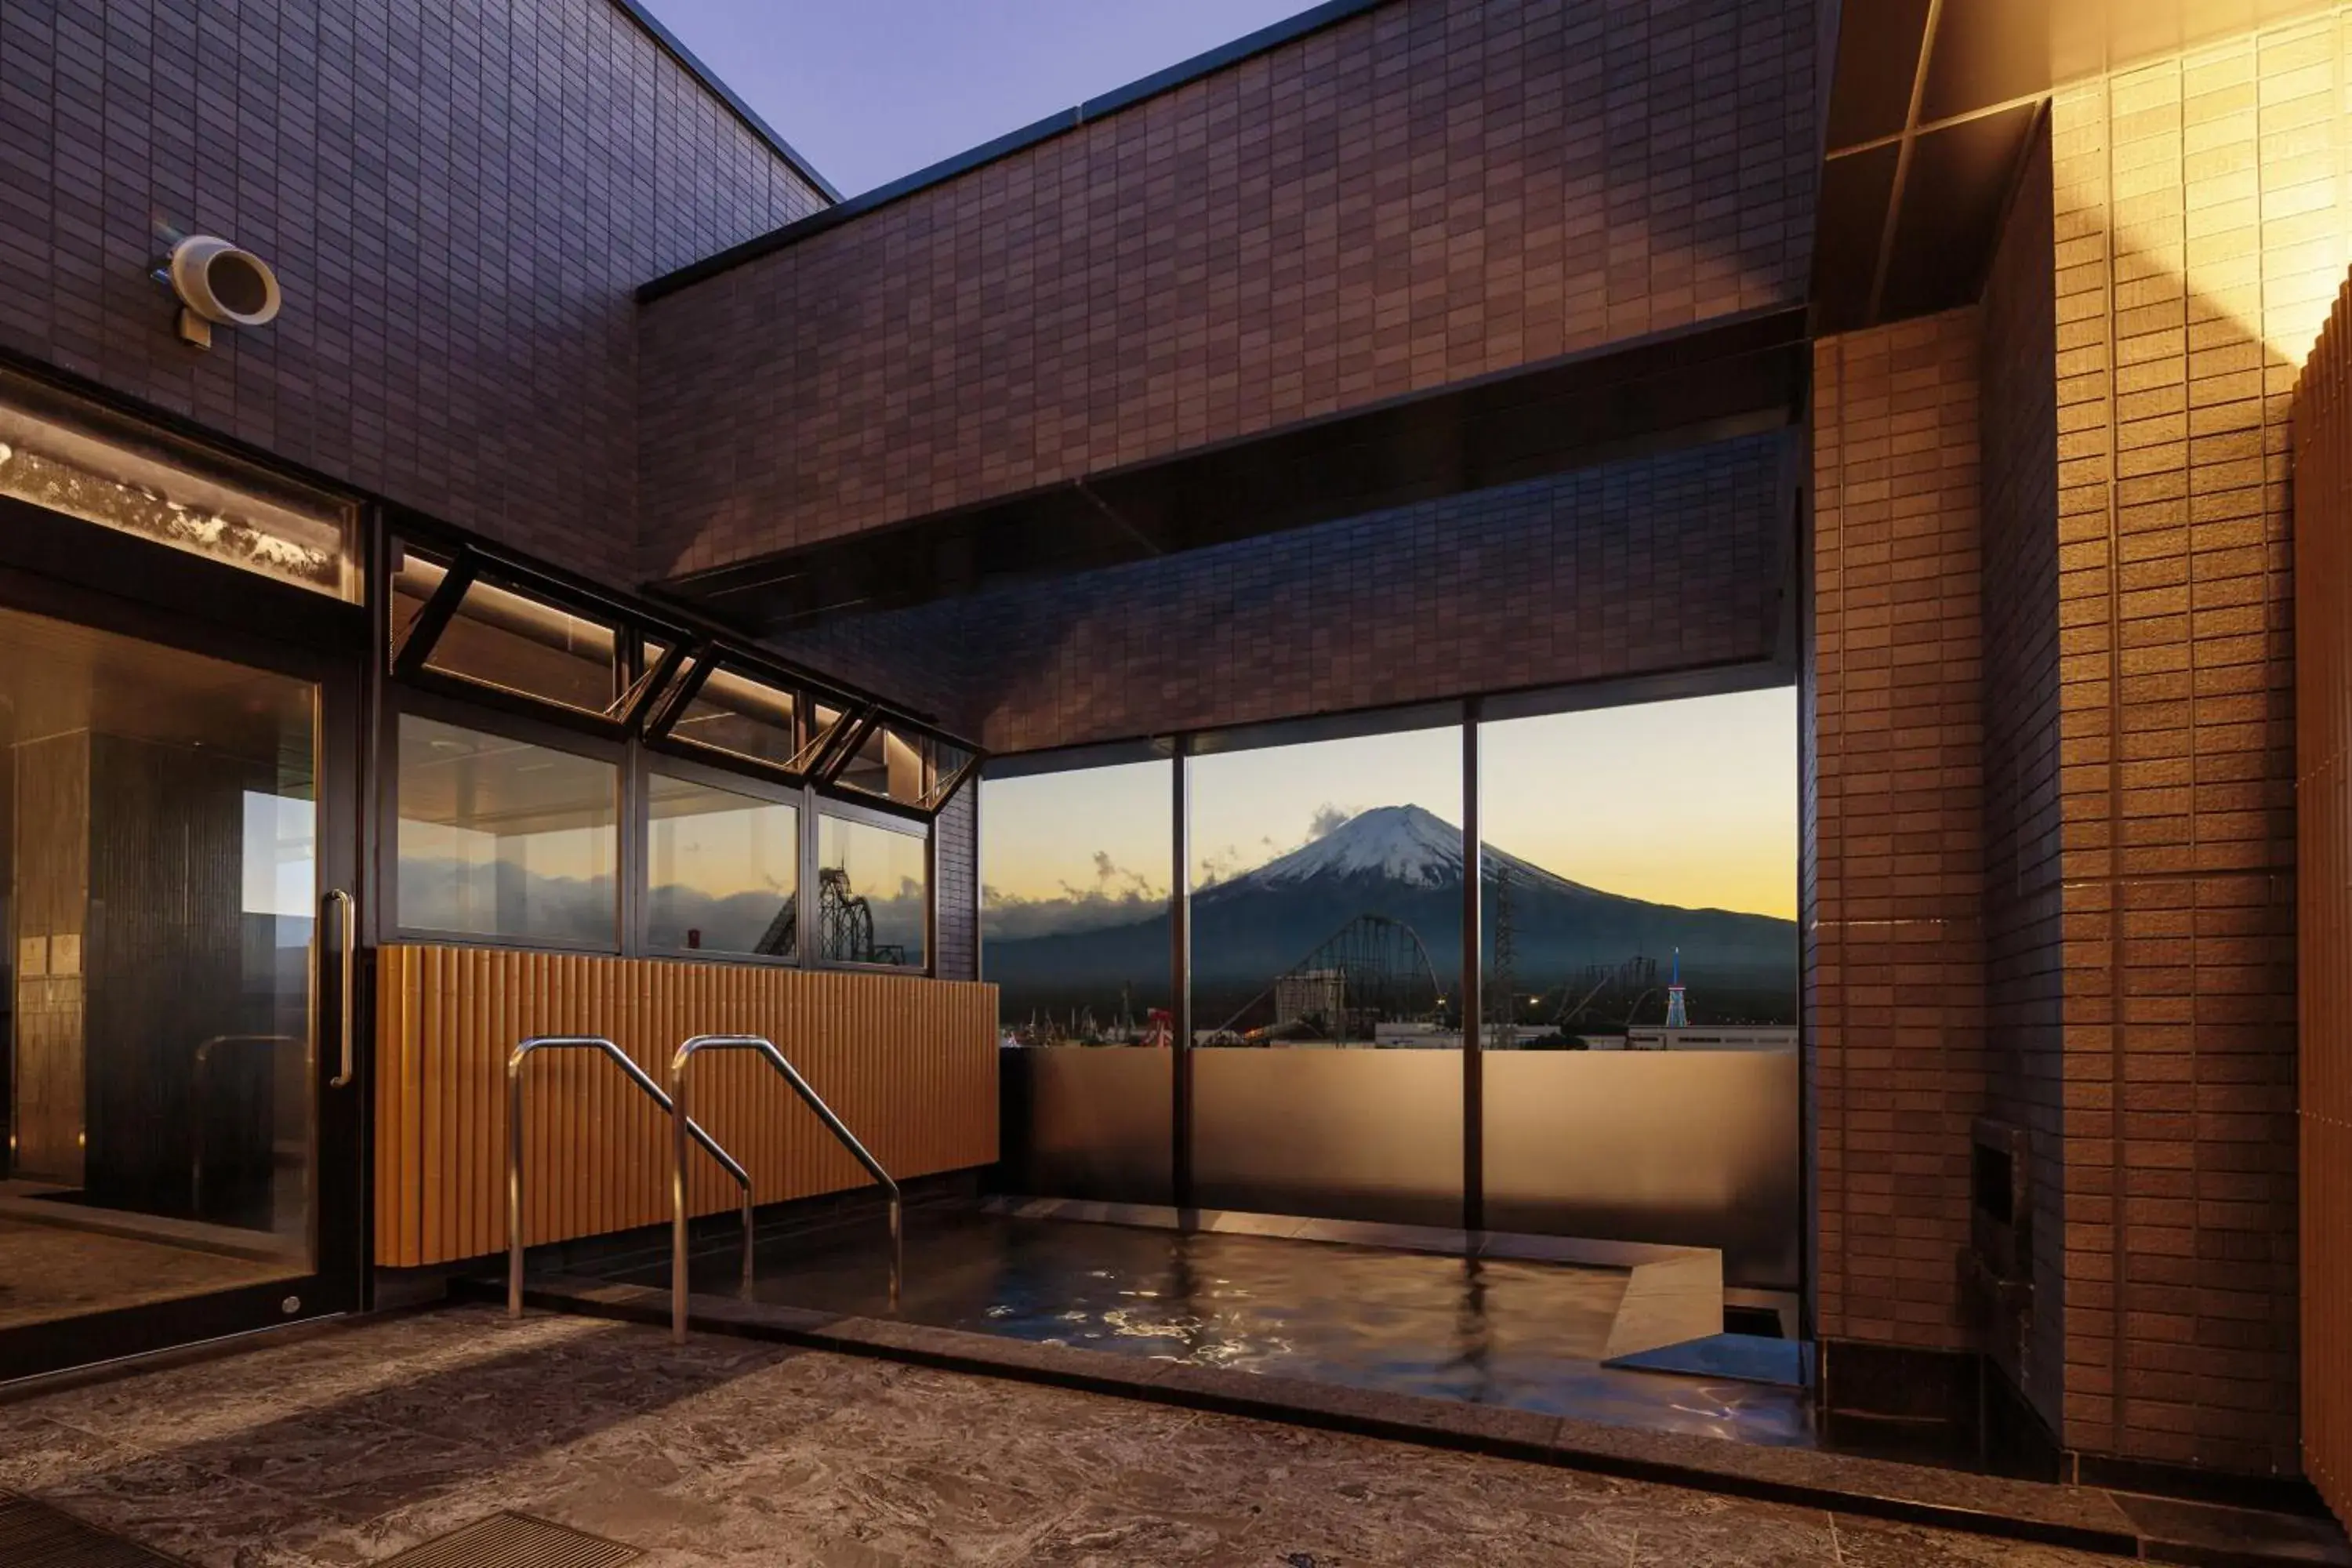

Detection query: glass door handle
xmin=327 ymin=888 xmax=356 ymax=1087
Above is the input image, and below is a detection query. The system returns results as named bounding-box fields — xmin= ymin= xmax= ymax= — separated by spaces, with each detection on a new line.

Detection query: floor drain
xmin=378 ymin=1511 xmax=641 ymax=1568
xmin=0 ymin=1491 xmax=189 ymax=1566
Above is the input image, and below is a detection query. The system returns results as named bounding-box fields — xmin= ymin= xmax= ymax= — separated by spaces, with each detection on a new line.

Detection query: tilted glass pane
xmin=645 ymin=773 xmax=799 ymax=958
xmin=671 ymin=665 xmax=800 ymax=771
xmin=0 ymin=367 xmax=358 ymax=598
xmin=835 ymin=720 xmax=929 ymax=805
xmin=395 ymin=714 xmax=618 ymax=946
xmin=815 ymin=814 xmax=926 ymax=968
xmin=395 ymin=554 xmax=622 ymax=715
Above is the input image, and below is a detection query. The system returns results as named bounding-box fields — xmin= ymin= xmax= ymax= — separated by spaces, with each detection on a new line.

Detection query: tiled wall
xmin=0 ymin=0 xmax=823 ymax=582
xmin=931 ymin=783 xmax=978 ymax=983
xmin=777 ymin=432 xmax=1794 ymax=754
xmin=1808 ymin=310 xmax=1988 ymax=1354
xmin=1978 ymin=120 xmax=2067 ymax=1434
xmin=2295 ymin=266 xmax=2352 ymax=1530
xmin=2045 ymin=21 xmax=2318 ymax=1471
xmin=637 ymin=0 xmax=1819 ymax=576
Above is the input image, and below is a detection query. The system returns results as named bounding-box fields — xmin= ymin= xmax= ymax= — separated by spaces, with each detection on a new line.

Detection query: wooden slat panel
xmin=371 ymin=945 xmax=997 ymax=1266
xmin=2296 ymin=266 xmax=2352 ymax=1529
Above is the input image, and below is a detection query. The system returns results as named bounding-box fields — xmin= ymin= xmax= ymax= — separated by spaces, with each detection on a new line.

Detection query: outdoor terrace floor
xmin=0 ymin=1302 xmax=2130 ymax=1567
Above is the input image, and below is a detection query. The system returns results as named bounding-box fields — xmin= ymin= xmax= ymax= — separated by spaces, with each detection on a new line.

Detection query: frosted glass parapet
xmin=0 ymin=370 xmax=357 ymax=599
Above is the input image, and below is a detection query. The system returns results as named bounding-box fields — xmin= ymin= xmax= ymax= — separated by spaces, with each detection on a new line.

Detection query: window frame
xmin=390 ymin=543 xmax=689 ymax=739
xmin=383 ymin=688 xmax=630 ymax=955
xmin=811 ymin=794 xmax=936 ymax=976
xmin=636 ymin=749 xmax=808 ymax=968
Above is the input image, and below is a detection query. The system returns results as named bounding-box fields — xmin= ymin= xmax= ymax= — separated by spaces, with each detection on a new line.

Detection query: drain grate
xmin=378 ymin=1512 xmax=641 ymax=1568
xmin=0 ymin=1491 xmax=189 ymax=1567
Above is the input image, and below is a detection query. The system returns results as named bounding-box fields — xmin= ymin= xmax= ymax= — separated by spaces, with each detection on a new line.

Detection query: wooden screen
xmin=373 ymin=945 xmax=996 ymax=1267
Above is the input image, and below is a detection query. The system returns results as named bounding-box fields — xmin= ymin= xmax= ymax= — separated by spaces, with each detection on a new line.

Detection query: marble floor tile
xmin=0 ymin=1304 xmax=2209 ymax=1568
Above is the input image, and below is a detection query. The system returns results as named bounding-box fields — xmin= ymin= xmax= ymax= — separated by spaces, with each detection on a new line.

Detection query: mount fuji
xmin=985 ymin=804 xmax=1796 ymax=1024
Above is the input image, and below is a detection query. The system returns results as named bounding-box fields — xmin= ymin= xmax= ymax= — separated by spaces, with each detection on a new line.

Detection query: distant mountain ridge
xmin=986 ymin=804 xmax=1795 ymax=1017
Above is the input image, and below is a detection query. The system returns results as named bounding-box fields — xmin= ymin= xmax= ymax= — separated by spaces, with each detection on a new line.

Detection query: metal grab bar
xmin=191 ymin=1033 xmax=296 ymax=1215
xmin=507 ymin=1035 xmax=753 ymax=1319
xmin=669 ymin=1034 xmax=902 ymax=1343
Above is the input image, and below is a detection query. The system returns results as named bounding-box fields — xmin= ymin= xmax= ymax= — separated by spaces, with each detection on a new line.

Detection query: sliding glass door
xmin=0 ymin=596 xmax=365 ymax=1378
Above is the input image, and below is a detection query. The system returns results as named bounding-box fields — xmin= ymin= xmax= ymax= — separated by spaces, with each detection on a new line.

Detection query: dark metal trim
xmin=601 ymin=0 xmax=840 ymax=201
xmin=635 ymin=0 xmax=1391 ymax=303
xmin=1460 ymin=702 xmax=1484 ymax=1236
xmin=1170 ymin=741 xmax=1195 ymax=1211
xmin=389 ymin=549 xmax=477 ymax=678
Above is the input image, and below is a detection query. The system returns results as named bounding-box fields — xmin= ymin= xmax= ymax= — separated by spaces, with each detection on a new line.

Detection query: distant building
xmin=1624 ymin=1026 xmax=1798 ymax=1053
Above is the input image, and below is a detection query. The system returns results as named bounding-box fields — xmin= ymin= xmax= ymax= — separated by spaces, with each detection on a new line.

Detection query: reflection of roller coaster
xmin=1548 ymin=955 xmax=1659 ymax=1028
xmin=753 ymin=867 xmax=906 ymax=965
xmin=1217 ymin=913 xmax=1445 ymax=1040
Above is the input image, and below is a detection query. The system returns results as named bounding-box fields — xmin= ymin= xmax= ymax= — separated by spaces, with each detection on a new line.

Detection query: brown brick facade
xmin=0 ymin=0 xmax=824 ymax=581
xmin=2296 ymin=266 xmax=2352 ymax=1531
xmin=1980 ymin=119 xmax=2068 ymax=1435
xmin=777 ymin=432 xmax=1794 ymax=754
xmin=2042 ymin=27 xmax=2316 ymax=1472
xmin=637 ymin=0 xmax=1819 ymax=577
xmin=1809 ymin=310 xmax=1988 ymax=1355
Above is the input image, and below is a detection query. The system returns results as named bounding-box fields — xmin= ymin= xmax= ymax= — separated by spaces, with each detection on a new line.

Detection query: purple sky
xmin=642 ymin=1 xmax=1323 ymax=197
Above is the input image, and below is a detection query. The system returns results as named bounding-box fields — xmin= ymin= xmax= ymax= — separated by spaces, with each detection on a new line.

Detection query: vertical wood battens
xmin=371 ymin=945 xmax=996 ymax=1266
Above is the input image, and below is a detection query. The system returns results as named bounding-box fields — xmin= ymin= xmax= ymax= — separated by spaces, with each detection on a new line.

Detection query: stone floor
xmin=0 ymin=1217 xmax=296 ymax=1332
xmin=0 ymin=1303 xmax=2129 ymax=1567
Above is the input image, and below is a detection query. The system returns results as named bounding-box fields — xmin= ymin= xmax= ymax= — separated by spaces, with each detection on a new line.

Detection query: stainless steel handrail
xmin=507 ymin=1035 xmax=753 ymax=1319
xmin=190 ymin=1033 xmax=296 ymax=1216
xmin=668 ymin=1033 xmax=902 ymax=1342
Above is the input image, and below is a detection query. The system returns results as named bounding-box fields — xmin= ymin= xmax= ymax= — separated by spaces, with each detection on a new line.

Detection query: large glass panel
xmin=982 ymin=760 xmax=1174 ymax=1203
xmin=983 ymin=761 xmax=1172 ymax=1042
xmin=815 ymin=813 xmax=926 ymax=967
xmin=391 ymin=554 xmax=622 ymax=715
xmin=0 ymin=368 xmax=358 ymax=599
xmin=669 ymin=665 xmax=800 ymax=772
xmin=0 ymin=605 xmax=318 ymax=1331
xmin=396 ymin=715 xmax=618 ymax=946
xmin=1478 ymin=688 xmax=1802 ymax=1287
xmin=1187 ymin=724 xmax=1464 ymax=1226
xmin=645 ymin=773 xmax=799 ymax=957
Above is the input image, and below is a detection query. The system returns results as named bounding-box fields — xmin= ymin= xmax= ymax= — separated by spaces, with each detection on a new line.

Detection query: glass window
xmin=646 ymin=774 xmax=799 ymax=957
xmin=0 ymin=367 xmax=357 ymax=598
xmin=668 ymin=665 xmax=800 ymax=772
xmin=1188 ymin=726 xmax=1464 ymax=1047
xmin=396 ymin=715 xmax=618 ymax=946
xmin=1476 ymin=689 xmax=1799 ymax=1047
xmin=815 ymin=813 xmax=927 ymax=967
xmin=835 ymin=719 xmax=929 ymax=805
xmin=392 ymin=553 xmax=623 ymax=716
xmin=982 ymin=760 xmax=1172 ymax=1044
xmin=0 ymin=604 xmax=319 ymax=1312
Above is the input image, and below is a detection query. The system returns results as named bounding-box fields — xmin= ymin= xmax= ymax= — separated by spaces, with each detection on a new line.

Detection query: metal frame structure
xmin=667 ymin=1034 xmax=901 ymax=1341
xmin=506 ymin=1035 xmax=753 ymax=1318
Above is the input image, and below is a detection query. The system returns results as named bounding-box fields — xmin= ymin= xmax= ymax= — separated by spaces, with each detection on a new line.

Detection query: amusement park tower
xmin=1664 ymin=947 xmax=1689 ymax=1028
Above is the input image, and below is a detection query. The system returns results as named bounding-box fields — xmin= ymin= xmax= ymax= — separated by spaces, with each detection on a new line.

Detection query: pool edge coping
xmin=480 ymin=1272 xmax=2175 ymax=1565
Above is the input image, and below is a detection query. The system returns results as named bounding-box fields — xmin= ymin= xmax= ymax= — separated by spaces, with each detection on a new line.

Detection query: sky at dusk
xmin=642 ymin=1 xmax=1326 ymax=197
xmin=983 ymin=688 xmax=1801 ymax=923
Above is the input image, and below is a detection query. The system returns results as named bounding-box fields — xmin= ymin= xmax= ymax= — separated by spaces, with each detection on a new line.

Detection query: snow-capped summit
xmin=1213 ymin=803 xmax=1587 ymax=896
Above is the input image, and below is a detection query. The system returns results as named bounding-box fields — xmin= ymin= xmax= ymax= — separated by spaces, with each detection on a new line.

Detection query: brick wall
xmin=2296 ymin=267 xmax=2352 ymax=1530
xmin=637 ymin=0 xmax=1819 ymax=577
xmin=777 ymin=431 xmax=1793 ymax=754
xmin=1809 ymin=310 xmax=1987 ymax=1352
xmin=932 ymin=783 xmax=978 ymax=982
xmin=2045 ymin=20 xmax=2318 ymax=1470
xmin=1978 ymin=119 xmax=2067 ymax=1432
xmin=0 ymin=0 xmax=823 ymax=582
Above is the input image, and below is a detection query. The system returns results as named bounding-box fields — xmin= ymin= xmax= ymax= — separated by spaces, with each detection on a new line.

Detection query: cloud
xmin=1308 ymin=803 xmax=1356 ymax=840
xmin=982 ymin=847 xmax=1171 ymax=940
